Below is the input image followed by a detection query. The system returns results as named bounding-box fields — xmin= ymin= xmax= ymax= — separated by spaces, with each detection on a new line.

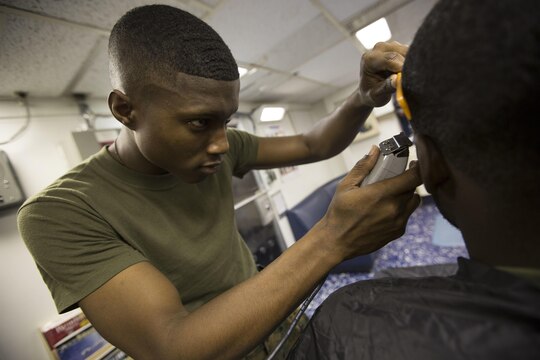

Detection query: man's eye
xmin=189 ymin=119 xmax=208 ymax=128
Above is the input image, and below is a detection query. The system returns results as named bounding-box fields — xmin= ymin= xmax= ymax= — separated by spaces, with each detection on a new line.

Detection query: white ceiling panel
xmin=71 ymin=38 xmax=111 ymax=98
xmin=319 ymin=0 xmax=379 ymax=22
xmin=294 ymin=39 xmax=361 ymax=87
xmin=264 ymin=77 xmax=335 ymax=103
xmin=291 ymin=85 xmax=338 ymax=104
xmin=0 ymin=0 xmax=207 ymax=29
xmin=269 ymin=77 xmax=327 ymax=97
xmin=200 ymin=0 xmax=221 ymax=7
xmin=0 ymin=13 xmax=100 ymax=97
xmin=261 ymin=14 xmax=344 ymax=72
xmin=206 ymin=0 xmax=320 ymax=63
xmin=239 ymin=68 xmax=272 ymax=93
xmin=385 ymin=0 xmax=438 ymax=45
xmin=240 ymin=72 xmax=290 ymax=102
xmin=242 ymin=72 xmax=290 ymax=93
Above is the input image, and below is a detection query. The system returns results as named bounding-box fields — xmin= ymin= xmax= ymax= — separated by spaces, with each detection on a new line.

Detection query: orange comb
xmin=396 ymin=72 xmax=412 ymax=121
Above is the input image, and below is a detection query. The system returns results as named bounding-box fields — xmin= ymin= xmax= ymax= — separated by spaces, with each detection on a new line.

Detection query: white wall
xmin=253 ymin=103 xmax=350 ymax=208
xmin=0 ymin=97 xmax=108 ymax=360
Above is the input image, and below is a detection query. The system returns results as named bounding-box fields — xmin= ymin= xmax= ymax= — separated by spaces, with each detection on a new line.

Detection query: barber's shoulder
xmin=226 ymin=127 xmax=259 ymax=158
xmin=21 ymin=151 xmax=110 ymax=207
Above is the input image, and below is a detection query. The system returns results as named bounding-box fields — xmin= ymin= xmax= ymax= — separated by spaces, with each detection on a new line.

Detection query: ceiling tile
xmin=294 ymin=39 xmax=361 ymax=87
xmin=321 ymin=0 xmax=377 ymax=21
xmin=206 ymin=0 xmax=320 ymax=63
xmin=319 ymin=0 xmax=379 ymax=22
xmin=71 ymin=38 xmax=111 ymax=98
xmin=0 ymin=13 xmax=101 ymax=97
xmin=269 ymin=77 xmax=325 ymax=96
xmin=290 ymin=86 xmax=338 ymax=104
xmin=0 ymin=0 xmax=206 ymax=30
xmin=199 ymin=0 xmax=221 ymax=7
xmin=239 ymin=72 xmax=290 ymax=103
xmin=264 ymin=77 xmax=336 ymax=103
xmin=261 ymin=14 xmax=344 ymax=72
xmin=239 ymin=68 xmax=271 ymax=92
xmin=386 ymin=0 xmax=438 ymax=45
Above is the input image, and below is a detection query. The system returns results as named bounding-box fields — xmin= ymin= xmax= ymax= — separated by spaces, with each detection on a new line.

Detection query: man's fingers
xmin=367 ymin=76 xmax=395 ymax=103
xmin=372 ymin=41 xmax=408 ymax=56
xmin=369 ymin=164 xmax=423 ymax=196
xmin=341 ymin=146 xmax=380 ymax=187
xmin=363 ymin=50 xmax=406 ymax=75
xmin=342 ymin=149 xmax=422 ymax=194
xmin=363 ymin=40 xmax=408 ymax=75
xmin=400 ymin=191 xmax=422 ymax=217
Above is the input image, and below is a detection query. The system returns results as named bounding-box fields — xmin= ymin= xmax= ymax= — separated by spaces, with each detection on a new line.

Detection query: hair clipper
xmin=361 ymin=132 xmax=413 ymax=186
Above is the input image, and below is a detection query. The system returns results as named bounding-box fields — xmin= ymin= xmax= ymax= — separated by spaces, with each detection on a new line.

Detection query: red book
xmin=41 ymin=309 xmax=90 ymax=350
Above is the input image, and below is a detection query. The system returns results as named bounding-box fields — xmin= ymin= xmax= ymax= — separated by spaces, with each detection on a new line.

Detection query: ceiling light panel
xmin=355 ymin=17 xmax=392 ymax=49
xmin=260 ymin=107 xmax=286 ymax=122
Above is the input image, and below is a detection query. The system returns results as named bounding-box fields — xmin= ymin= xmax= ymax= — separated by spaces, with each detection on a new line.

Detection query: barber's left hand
xmin=358 ymin=41 xmax=408 ymax=107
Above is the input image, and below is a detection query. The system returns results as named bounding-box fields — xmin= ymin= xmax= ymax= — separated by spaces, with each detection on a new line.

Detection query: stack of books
xmin=40 ymin=309 xmax=130 ymax=360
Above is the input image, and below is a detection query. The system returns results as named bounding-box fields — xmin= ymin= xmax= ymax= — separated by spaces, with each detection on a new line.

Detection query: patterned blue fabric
xmin=306 ymin=197 xmax=469 ymax=317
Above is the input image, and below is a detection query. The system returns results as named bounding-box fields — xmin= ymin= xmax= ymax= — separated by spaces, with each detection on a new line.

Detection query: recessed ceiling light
xmin=355 ymin=18 xmax=392 ymax=49
xmin=260 ymin=107 xmax=286 ymax=122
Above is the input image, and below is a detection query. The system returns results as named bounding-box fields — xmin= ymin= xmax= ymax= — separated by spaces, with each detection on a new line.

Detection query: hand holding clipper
xmin=361 ymin=132 xmax=413 ymax=186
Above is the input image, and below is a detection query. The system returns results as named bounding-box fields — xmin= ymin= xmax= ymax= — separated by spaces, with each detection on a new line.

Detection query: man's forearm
xmin=304 ymin=90 xmax=373 ymax=160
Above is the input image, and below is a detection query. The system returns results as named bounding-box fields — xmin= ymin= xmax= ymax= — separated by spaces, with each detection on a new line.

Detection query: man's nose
xmin=207 ymin=127 xmax=229 ymax=154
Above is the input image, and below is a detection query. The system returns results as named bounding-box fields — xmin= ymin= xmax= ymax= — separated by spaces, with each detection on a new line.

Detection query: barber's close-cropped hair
xmin=109 ymin=4 xmax=239 ymax=93
xmin=403 ymin=0 xmax=540 ymax=196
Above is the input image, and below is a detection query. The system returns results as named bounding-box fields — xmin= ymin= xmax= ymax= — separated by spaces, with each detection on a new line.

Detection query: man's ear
xmin=414 ymin=133 xmax=450 ymax=194
xmin=108 ymin=90 xmax=136 ymax=130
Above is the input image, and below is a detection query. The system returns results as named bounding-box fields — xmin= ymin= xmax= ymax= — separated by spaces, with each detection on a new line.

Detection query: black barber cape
xmin=289 ymin=258 xmax=540 ymax=360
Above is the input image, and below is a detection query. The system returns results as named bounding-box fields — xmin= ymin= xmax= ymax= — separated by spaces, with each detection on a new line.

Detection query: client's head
xmin=403 ymin=0 xmax=540 ymax=266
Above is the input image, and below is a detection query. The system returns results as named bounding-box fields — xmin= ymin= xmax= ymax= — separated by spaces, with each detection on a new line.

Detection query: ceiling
xmin=0 ymin=0 xmax=438 ymax=105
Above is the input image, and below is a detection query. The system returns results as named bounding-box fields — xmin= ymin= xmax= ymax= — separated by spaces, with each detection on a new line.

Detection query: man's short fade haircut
xmin=403 ymin=0 xmax=540 ymax=199
xmin=109 ymin=4 xmax=239 ymax=94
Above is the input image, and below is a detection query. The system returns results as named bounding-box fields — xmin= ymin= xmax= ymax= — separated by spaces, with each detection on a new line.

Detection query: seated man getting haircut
xmin=289 ymin=0 xmax=540 ymax=359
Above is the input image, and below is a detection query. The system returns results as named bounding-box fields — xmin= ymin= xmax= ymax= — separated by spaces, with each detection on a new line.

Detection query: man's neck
xmin=111 ymin=129 xmax=167 ymax=175
xmin=454 ymin=184 xmax=539 ymax=269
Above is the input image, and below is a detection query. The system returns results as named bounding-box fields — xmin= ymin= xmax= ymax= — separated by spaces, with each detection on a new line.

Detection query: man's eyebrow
xmin=175 ymin=108 xmax=238 ymax=119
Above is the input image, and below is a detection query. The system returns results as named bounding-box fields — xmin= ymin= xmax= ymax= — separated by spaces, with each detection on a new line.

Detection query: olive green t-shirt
xmin=18 ymin=129 xmax=259 ymax=314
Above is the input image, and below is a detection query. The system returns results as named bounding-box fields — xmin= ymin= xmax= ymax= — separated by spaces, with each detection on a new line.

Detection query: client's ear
xmin=108 ymin=90 xmax=136 ymax=130
xmin=414 ymin=133 xmax=450 ymax=194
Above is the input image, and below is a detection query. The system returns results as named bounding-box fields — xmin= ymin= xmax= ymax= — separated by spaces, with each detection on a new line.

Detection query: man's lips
xmin=201 ymin=161 xmax=222 ymax=167
xmin=199 ymin=161 xmax=222 ymax=174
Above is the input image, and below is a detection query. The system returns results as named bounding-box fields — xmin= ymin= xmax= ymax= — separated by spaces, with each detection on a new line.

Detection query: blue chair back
xmin=285 ymin=175 xmax=374 ymax=273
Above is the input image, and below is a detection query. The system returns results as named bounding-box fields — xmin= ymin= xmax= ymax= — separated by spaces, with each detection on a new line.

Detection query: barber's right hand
xmin=315 ymin=146 xmax=422 ymax=261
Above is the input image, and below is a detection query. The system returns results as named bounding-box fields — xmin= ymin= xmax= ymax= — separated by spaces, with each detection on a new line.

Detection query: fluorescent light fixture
xmin=260 ymin=107 xmax=286 ymax=122
xmin=355 ymin=18 xmax=392 ymax=49
xmin=238 ymin=66 xmax=248 ymax=78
